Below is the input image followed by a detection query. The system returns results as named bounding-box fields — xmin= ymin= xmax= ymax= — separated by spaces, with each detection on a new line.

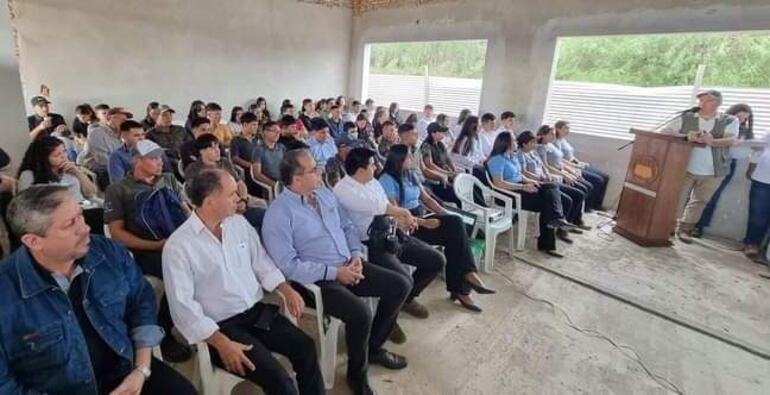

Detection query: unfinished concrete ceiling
xmin=298 ymin=0 xmax=457 ymax=15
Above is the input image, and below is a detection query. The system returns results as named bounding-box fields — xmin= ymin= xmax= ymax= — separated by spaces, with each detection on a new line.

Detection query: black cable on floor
xmin=494 ymin=268 xmax=685 ymax=395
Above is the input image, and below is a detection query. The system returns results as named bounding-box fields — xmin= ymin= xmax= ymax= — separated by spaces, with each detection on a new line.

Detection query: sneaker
xmin=402 ymin=300 xmax=429 ymax=319
xmin=160 ymin=336 xmax=193 ymax=363
xmin=369 ymin=349 xmax=408 ymax=370
xmin=388 ymin=323 xmax=407 ymax=344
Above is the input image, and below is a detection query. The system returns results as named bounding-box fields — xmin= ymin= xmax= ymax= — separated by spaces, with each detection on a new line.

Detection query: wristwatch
xmin=134 ymin=364 xmax=152 ymax=380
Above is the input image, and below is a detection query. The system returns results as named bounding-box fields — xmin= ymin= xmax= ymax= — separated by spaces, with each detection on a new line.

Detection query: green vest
xmin=679 ymin=112 xmax=735 ymax=177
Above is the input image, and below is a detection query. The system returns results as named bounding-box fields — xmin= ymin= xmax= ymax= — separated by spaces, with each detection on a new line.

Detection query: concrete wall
xmin=349 ymin=0 xmax=770 ymax=241
xmin=0 ymin=0 xmax=30 ymax=168
xmin=11 ymin=0 xmax=352 ymax=124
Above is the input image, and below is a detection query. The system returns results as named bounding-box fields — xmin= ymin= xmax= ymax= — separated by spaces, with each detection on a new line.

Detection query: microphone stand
xmin=617 ymin=107 xmax=698 ymax=151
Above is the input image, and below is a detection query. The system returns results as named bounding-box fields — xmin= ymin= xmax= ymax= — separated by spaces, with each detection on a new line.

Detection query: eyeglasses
xmin=298 ymin=167 xmax=322 ymax=176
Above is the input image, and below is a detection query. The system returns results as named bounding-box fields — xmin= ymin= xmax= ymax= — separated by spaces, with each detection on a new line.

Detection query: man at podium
xmin=661 ymin=90 xmax=738 ymax=243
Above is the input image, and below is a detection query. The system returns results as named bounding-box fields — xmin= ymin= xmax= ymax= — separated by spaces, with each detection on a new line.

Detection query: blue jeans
xmin=696 ymin=159 xmax=737 ymax=230
xmin=745 ymin=180 xmax=770 ymax=245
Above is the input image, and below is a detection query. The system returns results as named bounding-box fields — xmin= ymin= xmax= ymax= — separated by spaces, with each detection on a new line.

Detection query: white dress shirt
xmin=750 ymin=134 xmax=770 ymax=184
xmin=333 ymin=175 xmax=389 ymax=241
xmin=162 ymin=212 xmax=286 ymax=344
xmin=416 ymin=116 xmax=435 ymax=141
xmin=479 ymin=128 xmax=501 ymax=158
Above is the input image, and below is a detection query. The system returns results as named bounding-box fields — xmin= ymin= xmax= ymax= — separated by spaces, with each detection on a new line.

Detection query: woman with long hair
xmin=379 ymin=144 xmax=495 ymax=312
xmin=453 ymin=109 xmax=472 ymax=141
xmin=228 ymin=106 xmax=245 ymax=136
xmin=486 ymin=132 xmax=576 ymax=257
xmin=536 ymin=125 xmax=597 ymax=211
xmin=372 ymin=107 xmax=389 ymax=139
xmin=17 ymin=136 xmax=103 ymax=234
xmin=72 ymin=103 xmax=97 ymax=138
xmin=553 ymin=120 xmax=609 ymax=211
xmin=185 ymin=100 xmax=205 ymax=135
xmin=388 ymin=102 xmax=403 ymax=125
xmin=299 ymin=98 xmax=316 ymax=131
xmin=255 ymin=97 xmax=271 ymax=121
xmin=142 ymin=101 xmax=161 ymax=131
xmin=451 ymin=115 xmax=485 ymax=165
xmin=695 ymin=103 xmax=754 ymax=237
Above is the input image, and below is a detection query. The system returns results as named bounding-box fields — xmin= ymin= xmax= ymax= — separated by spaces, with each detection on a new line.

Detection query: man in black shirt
xmin=27 ymin=96 xmax=67 ymax=140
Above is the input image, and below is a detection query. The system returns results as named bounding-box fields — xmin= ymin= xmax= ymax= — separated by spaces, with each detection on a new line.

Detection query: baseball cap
xmin=159 ymin=104 xmax=175 ymax=114
xmin=696 ymin=89 xmax=723 ymax=105
xmin=107 ymin=107 xmax=134 ymax=118
xmin=131 ymin=140 xmax=165 ymax=159
xmin=30 ymin=96 xmax=51 ymax=106
xmin=426 ymin=122 xmax=448 ymax=135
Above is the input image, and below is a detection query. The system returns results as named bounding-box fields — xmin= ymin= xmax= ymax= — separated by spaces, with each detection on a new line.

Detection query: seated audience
xmin=0 ymin=185 xmax=196 ymax=394
xmin=146 ymin=104 xmax=191 ymax=173
xmin=354 ymin=114 xmax=374 ymax=140
xmin=452 ymin=109 xmax=472 ymax=143
xmin=141 ymin=101 xmax=161 ymax=131
xmin=451 ymin=115 xmax=485 ymax=165
xmin=327 ymin=105 xmax=345 ymax=140
xmin=252 ymin=121 xmax=286 ymax=192
xmin=206 ymin=102 xmax=234 ymax=147
xmin=27 ymin=96 xmax=67 ymax=140
xmin=378 ymin=145 xmax=495 ymax=312
xmin=299 ymin=98 xmax=317 ymax=132
xmin=104 ymin=139 xmax=192 ymax=362
xmin=403 ymin=113 xmax=418 ymax=127
xmin=230 ymin=112 xmax=261 ymax=190
xmin=255 ymin=97 xmax=271 ymax=121
xmin=17 ymin=136 xmax=102 ymax=234
xmin=486 ymin=132 xmax=576 ymax=258
xmin=93 ymin=103 xmax=111 ymax=127
xmin=344 ymin=100 xmax=362 ymax=123
xmin=553 ymin=120 xmax=609 ymax=211
xmin=81 ymin=107 xmax=132 ymax=191
xmin=262 ymin=149 xmax=411 ymax=395
xmin=163 ymin=169 xmax=323 ymax=394
xmin=420 ymin=123 xmax=461 ymax=205
xmin=281 ymin=102 xmax=296 ymax=118
xmin=279 ymin=115 xmax=310 ymax=150
xmin=478 ymin=113 xmax=499 ymax=158
xmin=228 ymin=105 xmax=245 ymax=135
xmin=72 ymin=103 xmax=98 ymax=138
xmin=745 ymin=132 xmax=770 ymax=258
xmin=180 ymin=117 xmax=213 ymax=169
xmin=388 ymin=102 xmax=403 ymax=125
xmin=372 ymin=107 xmax=389 ymax=139
xmin=516 ymin=131 xmax=590 ymax=243
xmin=536 ymin=125 xmax=596 ymax=212
xmin=307 ymin=118 xmax=338 ymax=170
xmin=416 ymin=105 xmax=435 ymax=141
xmin=185 ymin=100 xmax=205 ymax=136
xmin=109 ymin=120 xmax=172 ymax=184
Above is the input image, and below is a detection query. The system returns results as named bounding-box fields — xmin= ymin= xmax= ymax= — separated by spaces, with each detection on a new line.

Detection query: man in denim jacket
xmin=0 ymin=185 xmax=196 ymax=394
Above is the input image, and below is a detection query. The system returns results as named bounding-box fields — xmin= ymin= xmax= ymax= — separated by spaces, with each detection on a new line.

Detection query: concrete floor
xmin=183 ymin=213 xmax=770 ymax=394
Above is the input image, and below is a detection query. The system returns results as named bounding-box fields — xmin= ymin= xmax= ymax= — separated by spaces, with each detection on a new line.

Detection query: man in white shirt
xmin=162 ymin=168 xmax=324 ymax=394
xmin=663 ymin=90 xmax=738 ymax=243
xmin=478 ymin=112 xmax=499 ymax=158
xmin=744 ymin=133 xmax=770 ymax=258
xmin=497 ymin=111 xmax=517 ymax=136
xmin=416 ymin=104 xmax=435 ymax=141
xmin=333 ymin=148 xmax=444 ymax=321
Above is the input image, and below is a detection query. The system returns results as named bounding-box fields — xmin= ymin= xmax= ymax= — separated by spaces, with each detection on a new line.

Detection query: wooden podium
xmin=614 ymin=129 xmax=701 ymax=246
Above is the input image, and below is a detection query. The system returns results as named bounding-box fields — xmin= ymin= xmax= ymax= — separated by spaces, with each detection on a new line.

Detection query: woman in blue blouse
xmin=536 ymin=125 xmax=597 ymax=212
xmin=380 ymin=145 xmax=494 ymax=312
xmin=553 ymin=121 xmax=609 ymax=211
xmin=486 ymin=132 xmax=576 ymax=258
xmin=517 ymin=131 xmax=590 ymax=244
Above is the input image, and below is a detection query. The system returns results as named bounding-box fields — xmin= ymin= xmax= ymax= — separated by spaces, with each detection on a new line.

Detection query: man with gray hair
xmin=0 ymin=185 xmax=196 ymax=394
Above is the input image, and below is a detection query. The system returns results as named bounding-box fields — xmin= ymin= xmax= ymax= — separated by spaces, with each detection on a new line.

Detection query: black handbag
xmin=367 ymin=214 xmax=403 ymax=255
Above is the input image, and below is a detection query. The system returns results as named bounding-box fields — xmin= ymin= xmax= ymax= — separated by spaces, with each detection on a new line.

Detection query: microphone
xmin=617 ymin=106 xmax=701 ymax=151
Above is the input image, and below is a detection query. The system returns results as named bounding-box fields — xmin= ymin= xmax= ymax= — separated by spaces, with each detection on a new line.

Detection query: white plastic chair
xmin=452 ymin=173 xmax=515 ymax=273
xmin=299 ymin=283 xmax=342 ymax=390
xmin=483 ymin=170 xmax=539 ymax=251
xmin=448 ymin=153 xmax=476 ymax=174
xmin=250 ymin=166 xmax=281 ymax=202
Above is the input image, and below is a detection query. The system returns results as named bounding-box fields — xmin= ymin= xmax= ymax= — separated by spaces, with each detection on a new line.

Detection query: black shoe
xmin=402 ymin=300 xmax=429 ymax=319
xmin=567 ymin=228 xmax=584 ymax=234
xmin=692 ymin=227 xmax=703 ymax=238
xmin=575 ymin=223 xmax=592 ymax=231
xmin=556 ymin=229 xmax=573 ymax=244
xmin=450 ymin=293 xmax=483 ymax=312
xmin=464 ymin=279 xmax=497 ymax=294
xmin=369 ymin=349 xmax=408 ymax=370
xmin=348 ymin=377 xmax=377 ymax=395
xmin=160 ymin=336 xmax=193 ymax=363
xmin=388 ymin=323 xmax=407 ymax=344
xmin=543 ymin=250 xmax=565 ymax=258
xmin=547 ymin=218 xmax=577 ymax=231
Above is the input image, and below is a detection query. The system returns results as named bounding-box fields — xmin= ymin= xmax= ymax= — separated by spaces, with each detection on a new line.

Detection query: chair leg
xmin=508 ymin=227 xmax=516 ymax=257
xmin=483 ymin=228 xmax=497 ymax=273
xmin=516 ymin=212 xmax=527 ymax=251
xmin=321 ymin=321 xmax=341 ymax=390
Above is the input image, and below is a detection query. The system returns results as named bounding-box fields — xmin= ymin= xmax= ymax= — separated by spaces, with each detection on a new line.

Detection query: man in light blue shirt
xmin=262 ymin=149 xmax=410 ymax=395
xmin=307 ymin=118 xmax=338 ymax=170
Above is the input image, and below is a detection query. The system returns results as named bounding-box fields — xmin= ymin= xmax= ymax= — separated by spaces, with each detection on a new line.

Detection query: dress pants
xmin=697 ymin=159 xmax=737 ymax=230
xmin=557 ymin=183 xmax=585 ymax=225
xmin=366 ymin=235 xmax=444 ymax=302
xmin=518 ymin=183 xmax=567 ymax=251
xmin=210 ymin=303 xmax=325 ymax=395
xmin=678 ymin=173 xmax=724 ymax=232
xmin=130 ymin=250 xmax=174 ymax=342
xmin=101 ymin=357 xmax=197 ymax=395
xmin=745 ymin=180 xmax=770 ymax=246
xmin=412 ymin=214 xmax=478 ymax=294
xmin=296 ymin=262 xmax=410 ymax=384
xmin=581 ymin=166 xmax=609 ymax=210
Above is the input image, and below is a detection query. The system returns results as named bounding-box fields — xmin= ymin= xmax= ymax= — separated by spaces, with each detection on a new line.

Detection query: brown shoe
xmin=677 ymin=230 xmax=693 ymax=244
xmin=402 ymin=300 xmax=429 ymax=319
xmin=745 ymin=245 xmax=760 ymax=258
xmin=388 ymin=323 xmax=407 ymax=344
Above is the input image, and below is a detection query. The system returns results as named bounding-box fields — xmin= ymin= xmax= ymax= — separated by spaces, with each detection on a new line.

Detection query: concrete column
xmin=0 ymin=0 xmax=29 ymax=166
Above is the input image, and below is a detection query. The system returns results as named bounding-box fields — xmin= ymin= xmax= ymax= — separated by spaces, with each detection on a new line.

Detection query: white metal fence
xmin=366 ymin=74 xmax=768 ymax=138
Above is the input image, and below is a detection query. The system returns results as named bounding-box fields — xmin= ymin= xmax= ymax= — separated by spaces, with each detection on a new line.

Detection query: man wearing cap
xmin=663 ymin=90 xmax=739 ymax=243
xmin=81 ymin=107 xmax=133 ymax=190
xmin=27 ymin=96 xmax=67 ymax=140
xmin=146 ymin=105 xmax=191 ymax=175
xmin=104 ymin=139 xmax=193 ymax=362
